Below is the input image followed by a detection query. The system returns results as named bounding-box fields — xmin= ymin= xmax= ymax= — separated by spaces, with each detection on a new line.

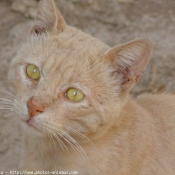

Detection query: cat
xmin=5 ymin=0 xmax=175 ymax=174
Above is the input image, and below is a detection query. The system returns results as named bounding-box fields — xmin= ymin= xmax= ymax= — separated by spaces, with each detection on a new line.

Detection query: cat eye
xmin=65 ymin=88 xmax=85 ymax=102
xmin=26 ymin=64 xmax=40 ymax=80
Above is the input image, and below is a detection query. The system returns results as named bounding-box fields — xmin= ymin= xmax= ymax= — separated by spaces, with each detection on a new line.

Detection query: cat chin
xmin=21 ymin=120 xmax=45 ymax=137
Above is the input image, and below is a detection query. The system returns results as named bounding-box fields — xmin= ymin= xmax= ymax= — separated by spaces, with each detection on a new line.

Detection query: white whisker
xmin=60 ymin=130 xmax=87 ymax=161
xmin=0 ymin=89 xmax=15 ymax=98
xmin=0 ymin=98 xmax=13 ymax=103
xmin=46 ymin=132 xmax=58 ymax=165
xmin=44 ymin=122 xmax=70 ymax=153
xmin=0 ymin=105 xmax=13 ymax=108
xmin=0 ymin=102 xmax=13 ymax=105
xmin=0 ymin=112 xmax=13 ymax=119
xmin=52 ymin=132 xmax=64 ymax=150
xmin=1 ymin=113 xmax=13 ymax=118
xmin=48 ymin=130 xmax=57 ymax=150
xmin=3 ymin=113 xmax=13 ymax=118
xmin=0 ymin=108 xmax=13 ymax=110
xmin=0 ymin=103 xmax=13 ymax=106
xmin=42 ymin=122 xmax=87 ymax=162
xmin=52 ymin=131 xmax=69 ymax=153
xmin=60 ymin=131 xmax=81 ymax=160
xmin=63 ymin=125 xmax=100 ymax=154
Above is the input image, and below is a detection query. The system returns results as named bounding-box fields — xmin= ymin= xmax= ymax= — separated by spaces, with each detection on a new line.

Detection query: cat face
xmin=8 ymin=0 xmax=153 ymax=141
xmin=9 ymin=28 xmax=123 ymax=139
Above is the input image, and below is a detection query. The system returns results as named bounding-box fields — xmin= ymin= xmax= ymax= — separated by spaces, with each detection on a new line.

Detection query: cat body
xmin=7 ymin=0 xmax=175 ymax=174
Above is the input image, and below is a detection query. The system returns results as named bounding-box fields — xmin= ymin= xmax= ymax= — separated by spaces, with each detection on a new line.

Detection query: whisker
xmin=46 ymin=132 xmax=58 ymax=164
xmin=60 ymin=130 xmax=87 ymax=161
xmin=0 ymin=98 xmax=13 ymax=103
xmin=0 ymin=105 xmax=13 ymax=108
xmin=60 ymin=131 xmax=81 ymax=160
xmin=63 ymin=125 xmax=103 ymax=172
xmin=47 ymin=132 xmax=52 ymax=143
xmin=0 ymin=89 xmax=15 ymax=98
xmin=0 ymin=108 xmax=13 ymax=113
xmin=0 ymin=102 xmax=13 ymax=105
xmin=0 ymin=112 xmax=13 ymax=119
xmin=43 ymin=121 xmax=69 ymax=152
xmin=44 ymin=123 xmax=70 ymax=153
xmin=0 ymin=102 xmax=13 ymax=106
xmin=51 ymin=132 xmax=64 ymax=150
xmin=63 ymin=125 xmax=100 ymax=154
xmin=0 ymin=108 xmax=13 ymax=110
xmin=48 ymin=130 xmax=57 ymax=150
xmin=52 ymin=131 xmax=69 ymax=153
xmin=3 ymin=113 xmax=13 ymax=118
xmin=0 ymin=87 xmax=14 ymax=95
xmin=42 ymin=122 xmax=87 ymax=161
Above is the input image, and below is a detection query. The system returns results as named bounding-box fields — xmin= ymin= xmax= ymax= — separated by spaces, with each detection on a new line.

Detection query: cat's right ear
xmin=30 ymin=0 xmax=66 ymax=35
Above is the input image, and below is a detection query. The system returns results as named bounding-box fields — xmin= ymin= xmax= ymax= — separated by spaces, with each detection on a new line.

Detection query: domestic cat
xmin=5 ymin=0 xmax=175 ymax=174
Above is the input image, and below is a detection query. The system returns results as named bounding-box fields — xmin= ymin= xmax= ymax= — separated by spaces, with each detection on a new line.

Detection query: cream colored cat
xmin=6 ymin=0 xmax=175 ymax=175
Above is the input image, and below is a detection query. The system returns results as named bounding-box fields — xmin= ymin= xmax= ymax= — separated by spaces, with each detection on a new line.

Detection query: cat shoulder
xmin=136 ymin=93 xmax=175 ymax=117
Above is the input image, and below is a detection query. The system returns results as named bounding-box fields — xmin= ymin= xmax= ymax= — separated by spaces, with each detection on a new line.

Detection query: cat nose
xmin=27 ymin=97 xmax=45 ymax=119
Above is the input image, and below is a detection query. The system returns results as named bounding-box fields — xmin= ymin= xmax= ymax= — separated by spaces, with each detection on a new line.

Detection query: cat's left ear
xmin=30 ymin=0 xmax=66 ymax=35
xmin=104 ymin=39 xmax=153 ymax=92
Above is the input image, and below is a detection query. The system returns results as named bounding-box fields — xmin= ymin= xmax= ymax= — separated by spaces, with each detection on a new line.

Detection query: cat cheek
xmin=68 ymin=100 xmax=90 ymax=108
xmin=13 ymin=100 xmax=29 ymax=121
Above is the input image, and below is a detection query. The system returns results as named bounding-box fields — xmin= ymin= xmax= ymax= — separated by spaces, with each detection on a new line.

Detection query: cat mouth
xmin=22 ymin=119 xmax=42 ymax=133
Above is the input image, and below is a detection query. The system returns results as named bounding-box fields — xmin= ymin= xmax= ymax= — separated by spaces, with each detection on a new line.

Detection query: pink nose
xmin=27 ymin=97 xmax=45 ymax=119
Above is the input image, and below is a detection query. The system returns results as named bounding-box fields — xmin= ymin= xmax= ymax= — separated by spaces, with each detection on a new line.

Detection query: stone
xmin=11 ymin=0 xmax=26 ymax=13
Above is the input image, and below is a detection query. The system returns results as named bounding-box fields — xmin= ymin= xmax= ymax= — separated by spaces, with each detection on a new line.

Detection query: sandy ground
xmin=0 ymin=0 xmax=175 ymax=173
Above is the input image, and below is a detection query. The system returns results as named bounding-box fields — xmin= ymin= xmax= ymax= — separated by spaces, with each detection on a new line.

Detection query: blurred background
xmin=0 ymin=0 xmax=175 ymax=171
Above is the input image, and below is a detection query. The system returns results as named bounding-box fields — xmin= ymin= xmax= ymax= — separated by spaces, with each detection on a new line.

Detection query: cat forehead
xmin=23 ymin=27 xmax=109 ymax=62
xmin=16 ymin=27 xmax=112 ymax=89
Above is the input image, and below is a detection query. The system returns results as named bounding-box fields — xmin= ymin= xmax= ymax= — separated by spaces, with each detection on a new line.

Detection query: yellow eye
xmin=65 ymin=88 xmax=85 ymax=102
xmin=26 ymin=64 xmax=40 ymax=80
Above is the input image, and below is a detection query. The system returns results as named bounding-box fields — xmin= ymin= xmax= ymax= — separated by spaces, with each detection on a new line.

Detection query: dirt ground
xmin=0 ymin=0 xmax=175 ymax=173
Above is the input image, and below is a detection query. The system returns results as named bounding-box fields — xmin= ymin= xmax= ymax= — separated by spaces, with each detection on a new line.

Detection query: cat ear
xmin=104 ymin=39 xmax=153 ymax=92
xmin=30 ymin=0 xmax=66 ymax=35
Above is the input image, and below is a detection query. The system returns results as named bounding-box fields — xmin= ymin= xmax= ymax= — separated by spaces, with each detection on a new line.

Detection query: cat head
xmin=8 ymin=0 xmax=153 ymax=141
